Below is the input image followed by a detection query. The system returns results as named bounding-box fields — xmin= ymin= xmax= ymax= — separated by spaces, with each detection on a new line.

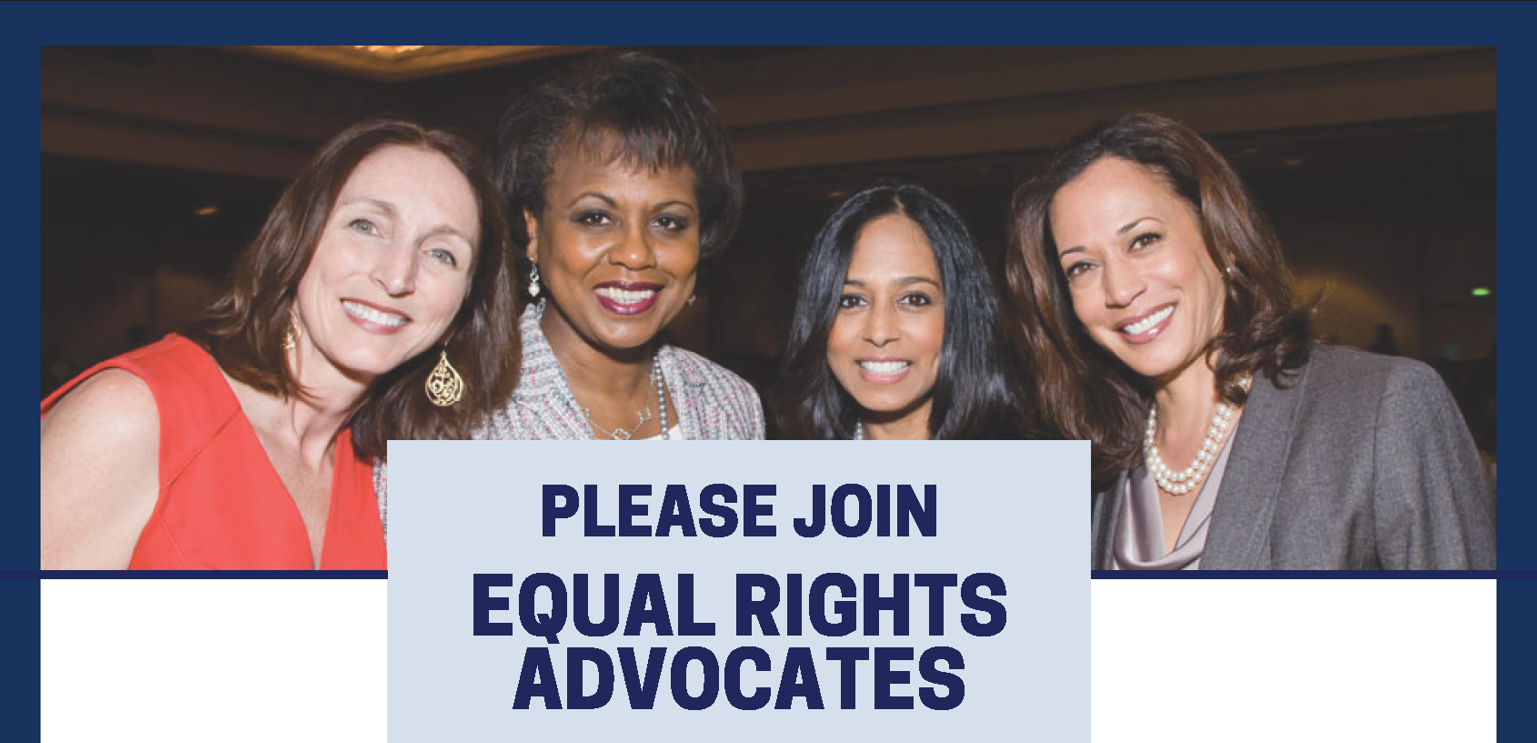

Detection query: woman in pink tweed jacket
xmin=480 ymin=51 xmax=765 ymax=442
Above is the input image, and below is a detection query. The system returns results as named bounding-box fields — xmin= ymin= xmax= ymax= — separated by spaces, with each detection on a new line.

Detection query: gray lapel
xmin=1202 ymin=361 xmax=1312 ymax=569
xmin=1090 ymin=474 xmax=1126 ymax=570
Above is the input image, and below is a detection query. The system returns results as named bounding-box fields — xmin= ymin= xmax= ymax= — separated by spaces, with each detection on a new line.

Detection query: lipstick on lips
xmin=856 ymin=358 xmax=912 ymax=384
xmin=1115 ymin=302 xmax=1174 ymax=344
xmin=594 ymin=280 xmax=663 ymax=316
xmin=341 ymin=298 xmax=411 ymax=334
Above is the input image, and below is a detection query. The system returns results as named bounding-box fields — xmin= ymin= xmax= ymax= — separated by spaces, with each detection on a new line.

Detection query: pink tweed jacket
xmin=480 ymin=302 xmax=765 ymax=440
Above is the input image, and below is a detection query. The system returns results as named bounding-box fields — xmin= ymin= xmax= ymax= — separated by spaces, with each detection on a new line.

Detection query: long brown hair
xmin=1006 ymin=112 xmax=1313 ymax=486
xmin=183 ymin=117 xmax=520 ymax=459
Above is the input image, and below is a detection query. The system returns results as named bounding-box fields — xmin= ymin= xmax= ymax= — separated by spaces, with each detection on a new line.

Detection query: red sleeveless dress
xmin=41 ymin=334 xmax=386 ymax=570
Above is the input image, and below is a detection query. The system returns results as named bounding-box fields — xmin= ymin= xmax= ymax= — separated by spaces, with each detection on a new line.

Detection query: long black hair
xmin=776 ymin=184 xmax=1025 ymax=440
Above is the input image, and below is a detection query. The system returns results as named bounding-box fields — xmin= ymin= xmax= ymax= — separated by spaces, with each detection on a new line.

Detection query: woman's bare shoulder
xmin=41 ymin=368 xmax=161 ymax=569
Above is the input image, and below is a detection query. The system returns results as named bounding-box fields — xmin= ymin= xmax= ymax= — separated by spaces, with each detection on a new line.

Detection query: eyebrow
xmin=1117 ymin=216 xmax=1156 ymax=235
xmin=843 ymin=276 xmax=942 ymax=289
xmin=566 ymin=192 xmax=616 ymax=209
xmin=563 ymin=192 xmax=698 ymax=213
xmin=1057 ymin=215 xmax=1159 ymax=260
xmin=421 ymin=225 xmax=474 ymax=246
xmin=340 ymin=197 xmax=399 ymax=215
xmin=339 ymin=198 xmax=472 ymax=245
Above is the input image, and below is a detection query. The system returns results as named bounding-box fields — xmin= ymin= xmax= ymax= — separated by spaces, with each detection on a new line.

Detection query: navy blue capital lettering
xmin=735 ymin=574 xmax=780 ymax=636
xmin=810 ymin=573 xmax=857 ymax=637
xmin=742 ymin=484 xmax=777 ymax=536
xmin=961 ymin=573 xmax=1007 ymax=636
xmin=874 ymin=647 xmax=914 ymax=710
xmin=567 ymin=648 xmax=614 ymax=710
xmin=618 ymin=647 xmax=667 ymax=709
xmin=913 ymin=573 xmax=958 ymax=636
xmin=624 ymin=574 xmax=674 ymax=636
xmin=825 ymin=647 xmax=869 ymax=709
xmin=698 ymin=484 xmax=739 ymax=537
xmin=618 ymin=484 xmax=651 ymax=537
xmin=724 ymin=646 xmax=772 ymax=710
xmin=512 ymin=648 xmax=561 ymax=709
xmin=656 ymin=484 xmax=698 ymax=537
xmin=573 ymin=574 xmax=619 ymax=636
xmin=670 ymin=647 xmax=720 ymax=711
xmin=473 ymin=573 xmax=513 ymax=636
xmin=774 ymin=647 xmax=825 ymax=709
xmin=583 ymin=484 xmax=614 ymax=536
xmin=541 ymin=485 xmax=578 ymax=536
xmin=918 ymin=646 xmax=966 ymax=710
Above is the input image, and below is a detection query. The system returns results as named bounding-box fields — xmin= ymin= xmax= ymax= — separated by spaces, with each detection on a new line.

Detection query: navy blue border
xmin=13 ymin=0 xmax=1532 ymax=740
xmin=1093 ymin=570 xmax=1513 ymax=580
xmin=1494 ymin=27 xmax=1527 ymax=571
xmin=11 ymin=570 xmax=386 ymax=580
xmin=10 ymin=14 xmax=41 ymax=742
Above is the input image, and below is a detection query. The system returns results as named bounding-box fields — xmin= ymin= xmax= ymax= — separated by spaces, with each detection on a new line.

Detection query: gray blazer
xmin=1091 ymin=344 xmax=1496 ymax=570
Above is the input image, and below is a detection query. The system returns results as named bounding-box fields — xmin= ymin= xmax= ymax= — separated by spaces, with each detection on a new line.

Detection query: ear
xmin=437 ymin=319 xmax=461 ymax=349
xmin=522 ymin=208 xmax=541 ymax=265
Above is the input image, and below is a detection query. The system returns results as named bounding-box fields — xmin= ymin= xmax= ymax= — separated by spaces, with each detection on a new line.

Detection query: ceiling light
xmin=353 ymin=46 xmax=425 ymax=56
xmin=1471 ymin=287 xmax=1491 ymax=297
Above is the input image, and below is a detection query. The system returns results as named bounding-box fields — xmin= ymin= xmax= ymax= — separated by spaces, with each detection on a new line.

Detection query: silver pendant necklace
xmin=582 ymin=350 xmax=670 ymax=440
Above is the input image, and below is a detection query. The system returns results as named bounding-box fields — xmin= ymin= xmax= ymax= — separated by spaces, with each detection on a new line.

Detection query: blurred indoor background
xmin=40 ymin=45 xmax=1495 ymax=459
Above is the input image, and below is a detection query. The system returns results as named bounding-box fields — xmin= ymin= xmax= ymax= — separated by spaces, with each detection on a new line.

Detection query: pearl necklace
xmin=854 ymin=421 xmax=863 ymax=440
xmin=1144 ymin=390 xmax=1244 ymax=496
xmin=581 ymin=351 xmax=670 ymax=440
xmin=656 ymin=355 xmax=670 ymax=440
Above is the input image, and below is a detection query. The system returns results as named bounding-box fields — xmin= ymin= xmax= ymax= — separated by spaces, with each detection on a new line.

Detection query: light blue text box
xmin=388 ymin=440 xmax=1088 ymax=741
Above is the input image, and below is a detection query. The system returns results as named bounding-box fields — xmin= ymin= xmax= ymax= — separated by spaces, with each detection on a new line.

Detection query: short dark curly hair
xmin=490 ymin=50 xmax=743 ymax=297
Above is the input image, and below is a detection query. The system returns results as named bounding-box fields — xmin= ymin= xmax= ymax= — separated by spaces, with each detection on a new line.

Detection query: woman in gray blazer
xmin=1006 ymin=113 xmax=1495 ymax=570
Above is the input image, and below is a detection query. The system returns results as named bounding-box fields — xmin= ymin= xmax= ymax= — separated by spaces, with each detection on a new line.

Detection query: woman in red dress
xmin=41 ymin=118 xmax=520 ymax=570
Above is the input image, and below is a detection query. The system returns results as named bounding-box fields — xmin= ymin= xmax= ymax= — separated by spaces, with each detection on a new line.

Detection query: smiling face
xmin=1049 ymin=156 xmax=1226 ymax=386
xmin=825 ymin=213 xmax=946 ymax=434
xmin=526 ymin=136 xmax=700 ymax=358
xmin=292 ymin=144 xmax=479 ymax=383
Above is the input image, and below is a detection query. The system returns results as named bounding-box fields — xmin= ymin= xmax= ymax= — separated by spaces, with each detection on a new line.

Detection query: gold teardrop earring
xmin=282 ymin=305 xmax=301 ymax=351
xmin=425 ymin=341 xmax=465 ymax=408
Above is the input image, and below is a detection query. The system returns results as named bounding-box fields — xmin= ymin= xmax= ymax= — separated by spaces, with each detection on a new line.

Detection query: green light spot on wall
xmin=1471 ymin=287 xmax=1491 ymax=297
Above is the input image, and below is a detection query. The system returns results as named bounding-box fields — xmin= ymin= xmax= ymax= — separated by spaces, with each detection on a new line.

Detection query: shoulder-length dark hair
xmin=1006 ymin=112 xmax=1312 ymax=484
xmin=777 ymin=184 xmax=1024 ymax=440
xmin=183 ymin=117 xmax=520 ymax=460
xmin=490 ymin=50 xmax=744 ymax=296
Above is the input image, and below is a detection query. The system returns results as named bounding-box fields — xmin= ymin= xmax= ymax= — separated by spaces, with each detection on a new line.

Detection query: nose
xmin=371 ymin=242 xmax=417 ymax=297
xmin=863 ymin=303 xmax=900 ymax=347
xmin=1101 ymin=255 xmax=1145 ymax=308
xmin=608 ymin=221 xmax=657 ymax=270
